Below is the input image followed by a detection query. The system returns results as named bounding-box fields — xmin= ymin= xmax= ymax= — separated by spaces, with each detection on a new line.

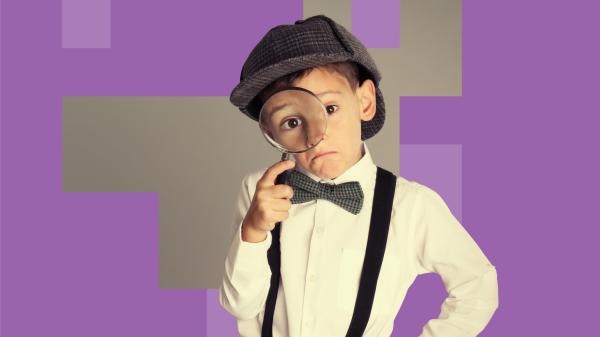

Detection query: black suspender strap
xmin=345 ymin=166 xmax=396 ymax=337
xmin=262 ymin=166 xmax=397 ymax=337
xmin=261 ymin=221 xmax=281 ymax=337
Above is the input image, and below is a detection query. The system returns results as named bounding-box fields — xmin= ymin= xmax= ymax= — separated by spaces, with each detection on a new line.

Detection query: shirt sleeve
xmin=219 ymin=173 xmax=273 ymax=320
xmin=413 ymin=184 xmax=499 ymax=337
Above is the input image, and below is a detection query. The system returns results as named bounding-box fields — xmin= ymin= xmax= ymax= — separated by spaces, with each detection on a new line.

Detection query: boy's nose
xmin=305 ymin=128 xmax=326 ymax=148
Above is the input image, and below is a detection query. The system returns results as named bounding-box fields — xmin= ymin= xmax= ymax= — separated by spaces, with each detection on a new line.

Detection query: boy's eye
xmin=281 ymin=117 xmax=303 ymax=130
xmin=325 ymin=105 xmax=338 ymax=114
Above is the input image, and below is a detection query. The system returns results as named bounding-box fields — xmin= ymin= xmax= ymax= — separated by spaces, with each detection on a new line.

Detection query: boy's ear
xmin=357 ymin=79 xmax=377 ymax=122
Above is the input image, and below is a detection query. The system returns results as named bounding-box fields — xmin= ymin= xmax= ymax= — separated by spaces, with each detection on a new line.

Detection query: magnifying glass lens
xmin=258 ymin=88 xmax=328 ymax=153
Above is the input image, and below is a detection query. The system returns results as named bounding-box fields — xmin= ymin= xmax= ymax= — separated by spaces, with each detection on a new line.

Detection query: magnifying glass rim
xmin=258 ymin=86 xmax=329 ymax=154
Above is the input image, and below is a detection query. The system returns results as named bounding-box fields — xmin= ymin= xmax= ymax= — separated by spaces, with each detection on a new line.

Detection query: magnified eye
xmin=281 ymin=117 xmax=303 ymax=130
xmin=326 ymin=105 xmax=339 ymax=114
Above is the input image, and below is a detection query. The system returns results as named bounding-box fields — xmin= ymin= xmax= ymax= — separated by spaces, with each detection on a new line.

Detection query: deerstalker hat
xmin=229 ymin=14 xmax=385 ymax=141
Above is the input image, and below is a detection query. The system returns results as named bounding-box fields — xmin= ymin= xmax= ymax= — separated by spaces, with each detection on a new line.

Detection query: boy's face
xmin=290 ymin=66 xmax=377 ymax=180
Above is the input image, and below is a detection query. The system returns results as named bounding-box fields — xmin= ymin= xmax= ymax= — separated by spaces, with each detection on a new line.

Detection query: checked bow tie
xmin=287 ymin=170 xmax=364 ymax=215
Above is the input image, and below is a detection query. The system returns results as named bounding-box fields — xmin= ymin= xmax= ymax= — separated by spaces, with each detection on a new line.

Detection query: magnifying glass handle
xmin=275 ymin=152 xmax=291 ymax=185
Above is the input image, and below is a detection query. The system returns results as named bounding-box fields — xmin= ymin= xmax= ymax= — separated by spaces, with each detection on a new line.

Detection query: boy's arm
xmin=413 ymin=184 xmax=499 ymax=337
xmin=219 ymin=173 xmax=272 ymax=320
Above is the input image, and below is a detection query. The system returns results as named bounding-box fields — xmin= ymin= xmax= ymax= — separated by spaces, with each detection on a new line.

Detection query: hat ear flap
xmin=246 ymin=97 xmax=262 ymax=121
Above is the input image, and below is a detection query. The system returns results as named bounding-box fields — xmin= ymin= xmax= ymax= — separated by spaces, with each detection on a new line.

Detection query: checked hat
xmin=229 ymin=14 xmax=386 ymax=141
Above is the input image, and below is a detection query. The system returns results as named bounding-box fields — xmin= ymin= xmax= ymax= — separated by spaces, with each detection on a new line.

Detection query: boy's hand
xmin=241 ymin=160 xmax=295 ymax=243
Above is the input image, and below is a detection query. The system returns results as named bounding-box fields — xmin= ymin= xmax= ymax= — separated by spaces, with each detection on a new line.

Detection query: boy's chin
xmin=307 ymin=164 xmax=344 ymax=180
xmin=294 ymin=156 xmax=344 ymax=180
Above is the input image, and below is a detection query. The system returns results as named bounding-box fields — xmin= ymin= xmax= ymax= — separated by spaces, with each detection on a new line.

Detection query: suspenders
xmin=262 ymin=166 xmax=397 ymax=337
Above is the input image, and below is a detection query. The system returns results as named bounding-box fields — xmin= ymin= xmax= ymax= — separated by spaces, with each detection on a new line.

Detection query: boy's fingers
xmin=259 ymin=160 xmax=295 ymax=187
xmin=271 ymin=198 xmax=293 ymax=211
xmin=271 ymin=184 xmax=294 ymax=199
xmin=268 ymin=210 xmax=290 ymax=223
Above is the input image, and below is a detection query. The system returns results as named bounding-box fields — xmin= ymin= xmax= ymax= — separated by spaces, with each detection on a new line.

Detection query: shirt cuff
xmin=238 ymin=221 xmax=272 ymax=248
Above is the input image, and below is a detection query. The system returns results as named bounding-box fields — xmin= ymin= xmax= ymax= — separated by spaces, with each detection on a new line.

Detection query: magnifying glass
xmin=258 ymin=86 xmax=329 ymax=185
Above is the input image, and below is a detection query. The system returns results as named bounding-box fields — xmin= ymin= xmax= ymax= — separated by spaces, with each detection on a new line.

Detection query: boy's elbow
xmin=488 ymin=265 xmax=499 ymax=310
xmin=462 ymin=265 xmax=499 ymax=312
xmin=477 ymin=265 xmax=499 ymax=314
xmin=219 ymin=280 xmax=264 ymax=321
xmin=218 ymin=282 xmax=234 ymax=314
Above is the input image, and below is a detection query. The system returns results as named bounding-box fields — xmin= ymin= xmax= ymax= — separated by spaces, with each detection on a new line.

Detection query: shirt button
xmin=316 ymin=226 xmax=324 ymax=234
xmin=309 ymin=274 xmax=317 ymax=282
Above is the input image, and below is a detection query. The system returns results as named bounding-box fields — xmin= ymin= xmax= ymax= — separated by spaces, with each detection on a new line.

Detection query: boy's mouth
xmin=312 ymin=151 xmax=336 ymax=161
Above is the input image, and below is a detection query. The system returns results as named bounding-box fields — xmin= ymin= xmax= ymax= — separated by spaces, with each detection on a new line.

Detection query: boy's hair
xmin=257 ymin=61 xmax=367 ymax=106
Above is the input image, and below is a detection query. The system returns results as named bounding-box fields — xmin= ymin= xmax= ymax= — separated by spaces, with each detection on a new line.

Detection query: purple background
xmin=2 ymin=0 xmax=599 ymax=336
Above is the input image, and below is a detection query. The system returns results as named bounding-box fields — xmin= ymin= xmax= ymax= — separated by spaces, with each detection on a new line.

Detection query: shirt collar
xmin=293 ymin=142 xmax=377 ymax=189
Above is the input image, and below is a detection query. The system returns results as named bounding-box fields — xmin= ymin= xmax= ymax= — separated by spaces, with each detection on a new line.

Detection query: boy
xmin=220 ymin=15 xmax=498 ymax=337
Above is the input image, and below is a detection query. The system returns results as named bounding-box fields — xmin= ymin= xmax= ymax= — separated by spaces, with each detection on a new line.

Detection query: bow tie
xmin=287 ymin=170 xmax=364 ymax=215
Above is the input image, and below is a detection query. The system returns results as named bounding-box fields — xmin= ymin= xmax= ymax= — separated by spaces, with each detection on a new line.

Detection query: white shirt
xmin=219 ymin=142 xmax=498 ymax=337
